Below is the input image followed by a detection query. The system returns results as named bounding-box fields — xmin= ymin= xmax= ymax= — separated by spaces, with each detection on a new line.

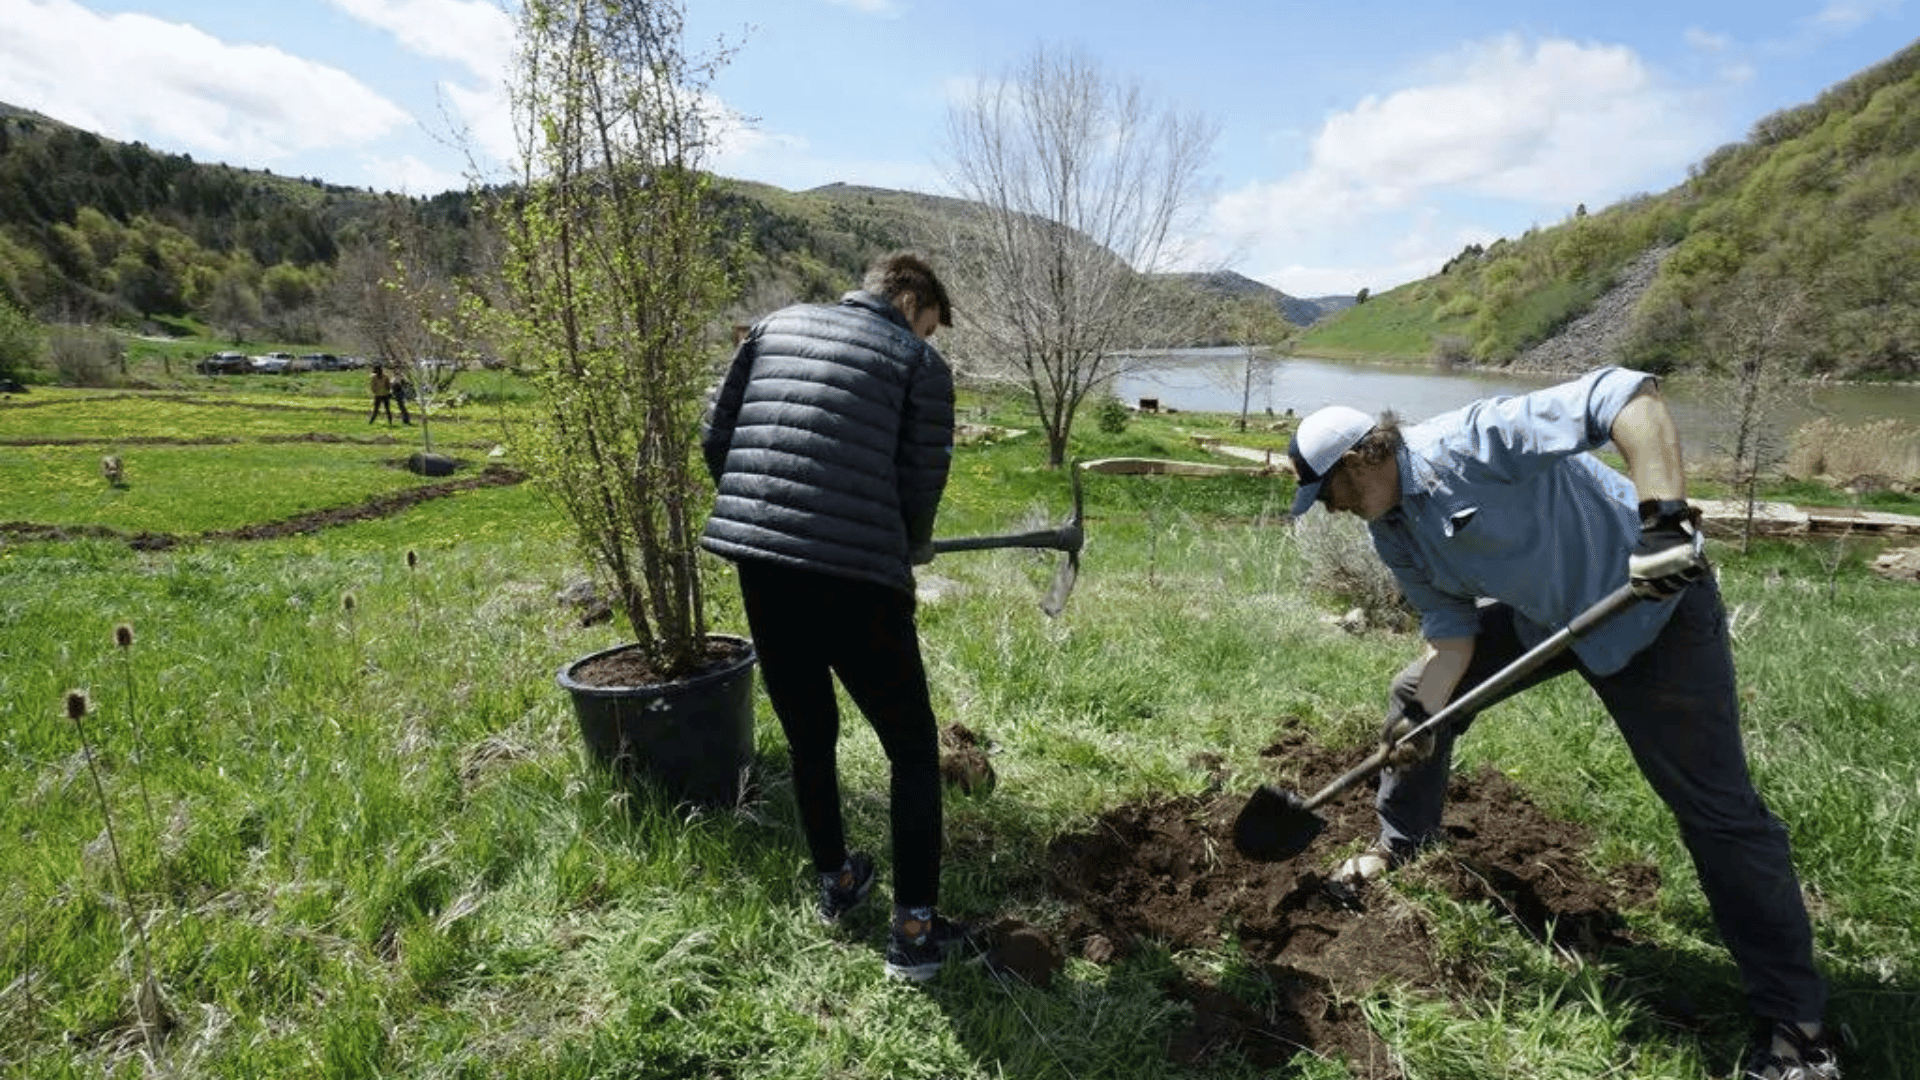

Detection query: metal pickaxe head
xmin=932 ymin=461 xmax=1085 ymax=616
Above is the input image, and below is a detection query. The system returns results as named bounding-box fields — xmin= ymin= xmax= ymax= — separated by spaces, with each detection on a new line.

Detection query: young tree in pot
xmin=487 ymin=0 xmax=751 ymax=802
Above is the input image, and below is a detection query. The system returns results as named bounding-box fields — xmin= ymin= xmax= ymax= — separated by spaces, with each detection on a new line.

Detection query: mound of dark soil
xmin=1028 ymin=720 xmax=1661 ymax=1077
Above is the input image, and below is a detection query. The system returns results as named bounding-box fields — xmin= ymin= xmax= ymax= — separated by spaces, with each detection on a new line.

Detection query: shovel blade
xmin=1232 ymin=784 xmax=1326 ymax=862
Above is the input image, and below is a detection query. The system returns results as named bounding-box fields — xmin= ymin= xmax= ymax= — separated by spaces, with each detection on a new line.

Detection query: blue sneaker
xmin=816 ymin=852 xmax=875 ymax=926
xmin=884 ymin=910 xmax=984 ymax=982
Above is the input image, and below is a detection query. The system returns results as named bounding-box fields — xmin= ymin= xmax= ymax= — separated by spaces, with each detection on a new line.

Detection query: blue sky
xmin=2 ymin=0 xmax=1914 ymax=296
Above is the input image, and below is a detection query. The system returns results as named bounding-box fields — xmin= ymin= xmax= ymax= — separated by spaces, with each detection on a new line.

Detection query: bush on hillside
xmin=47 ymin=324 xmax=123 ymax=387
xmin=0 ymin=295 xmax=41 ymax=383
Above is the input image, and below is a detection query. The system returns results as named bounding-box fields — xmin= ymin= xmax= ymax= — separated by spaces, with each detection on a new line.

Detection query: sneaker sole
xmin=883 ymin=958 xmax=942 ymax=981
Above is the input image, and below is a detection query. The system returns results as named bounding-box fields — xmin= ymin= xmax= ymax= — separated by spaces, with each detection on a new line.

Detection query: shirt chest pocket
xmin=1431 ymin=494 xmax=1548 ymax=594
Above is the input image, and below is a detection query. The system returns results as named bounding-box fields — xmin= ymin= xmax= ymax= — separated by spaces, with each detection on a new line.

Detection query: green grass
xmin=1294 ymin=284 xmax=1470 ymax=364
xmin=2 ymin=386 xmax=1915 ymax=1078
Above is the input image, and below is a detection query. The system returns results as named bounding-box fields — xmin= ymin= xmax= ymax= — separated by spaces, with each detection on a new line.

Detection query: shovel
xmin=1233 ymin=581 xmax=1647 ymax=862
xmin=932 ymin=462 xmax=1084 ymax=617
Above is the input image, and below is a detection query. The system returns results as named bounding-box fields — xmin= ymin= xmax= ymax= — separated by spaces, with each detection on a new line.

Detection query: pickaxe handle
xmin=933 ymin=523 xmax=1081 ymax=554
xmin=930 ymin=463 xmax=1086 ymax=616
xmin=932 ymin=464 xmax=1085 ymax=556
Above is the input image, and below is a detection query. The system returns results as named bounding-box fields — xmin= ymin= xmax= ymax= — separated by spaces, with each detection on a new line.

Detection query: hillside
xmin=1297 ymin=38 xmax=1920 ymax=381
xmin=12 ymin=29 xmax=1920 ymax=382
xmin=1160 ymin=270 xmax=1350 ymax=327
xmin=0 ymin=109 xmax=1150 ymax=351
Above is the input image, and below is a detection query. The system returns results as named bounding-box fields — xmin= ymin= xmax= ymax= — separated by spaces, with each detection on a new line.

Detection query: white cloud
xmin=325 ymin=0 xmax=516 ymax=176
xmin=0 ymin=0 xmax=411 ymax=167
xmin=323 ymin=0 xmax=515 ymax=79
xmin=1684 ymin=26 xmax=1733 ymax=52
xmin=357 ymin=151 xmax=468 ymax=197
xmin=1810 ymin=0 xmax=1906 ymax=32
xmin=1205 ymin=35 xmax=1717 ymax=295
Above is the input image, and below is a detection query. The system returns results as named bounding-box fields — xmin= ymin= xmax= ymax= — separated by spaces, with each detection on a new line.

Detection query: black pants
xmin=1378 ymin=576 xmax=1825 ymax=1022
xmin=736 ymin=559 xmax=942 ymax=909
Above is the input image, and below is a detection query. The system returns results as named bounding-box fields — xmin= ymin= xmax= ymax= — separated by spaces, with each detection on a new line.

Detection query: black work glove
xmin=1629 ymin=499 xmax=1706 ymax=599
xmin=909 ymin=540 xmax=935 ymax=566
xmin=1381 ymin=699 xmax=1437 ymax=768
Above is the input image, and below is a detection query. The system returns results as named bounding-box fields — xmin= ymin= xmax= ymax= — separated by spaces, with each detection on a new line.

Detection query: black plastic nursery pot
xmin=557 ymin=634 xmax=757 ymax=807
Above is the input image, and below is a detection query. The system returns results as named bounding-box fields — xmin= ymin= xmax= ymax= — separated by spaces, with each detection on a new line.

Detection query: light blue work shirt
xmin=1367 ymin=366 xmax=1682 ymax=676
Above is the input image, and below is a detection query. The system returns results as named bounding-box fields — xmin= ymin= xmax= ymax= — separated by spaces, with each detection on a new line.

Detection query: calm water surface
xmin=1113 ymin=349 xmax=1920 ymax=460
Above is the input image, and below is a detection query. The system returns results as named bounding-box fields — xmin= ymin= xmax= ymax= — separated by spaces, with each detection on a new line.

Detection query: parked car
xmin=251 ymin=352 xmax=296 ymax=374
xmin=338 ymin=355 xmax=370 ymax=370
xmin=199 ymin=351 xmax=251 ymax=375
xmin=299 ymin=353 xmax=343 ymax=371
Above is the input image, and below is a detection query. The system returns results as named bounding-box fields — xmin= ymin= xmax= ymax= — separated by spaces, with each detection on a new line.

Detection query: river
xmin=1112 ymin=349 xmax=1920 ymax=461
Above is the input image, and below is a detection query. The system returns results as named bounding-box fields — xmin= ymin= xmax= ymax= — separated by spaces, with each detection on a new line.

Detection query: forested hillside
xmin=11 ymin=31 xmax=1920 ymax=381
xmin=1299 ymin=38 xmax=1920 ymax=380
xmin=0 ymin=103 xmax=484 ymax=344
xmin=0 ymin=104 xmax=1322 ymax=364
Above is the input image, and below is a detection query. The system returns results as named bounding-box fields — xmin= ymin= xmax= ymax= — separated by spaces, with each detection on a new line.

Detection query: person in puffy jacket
xmin=701 ymin=251 xmax=976 ymax=981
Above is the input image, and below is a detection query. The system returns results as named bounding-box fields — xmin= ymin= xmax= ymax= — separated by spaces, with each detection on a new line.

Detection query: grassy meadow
xmin=1 ymin=377 xmax=1916 ymax=1079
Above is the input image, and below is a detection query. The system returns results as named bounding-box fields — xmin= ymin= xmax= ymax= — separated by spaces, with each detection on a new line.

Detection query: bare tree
xmin=943 ymin=44 xmax=1217 ymax=467
xmin=1707 ymin=276 xmax=1809 ymax=552
xmin=333 ymin=203 xmax=480 ymax=459
xmin=1227 ymin=300 xmax=1296 ymax=432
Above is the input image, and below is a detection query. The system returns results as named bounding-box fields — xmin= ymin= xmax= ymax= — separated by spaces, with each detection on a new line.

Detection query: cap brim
xmin=1289 ymin=481 xmax=1323 ymax=518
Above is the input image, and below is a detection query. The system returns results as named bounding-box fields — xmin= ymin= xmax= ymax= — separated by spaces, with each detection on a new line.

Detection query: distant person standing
xmin=392 ymin=367 xmax=414 ymax=425
xmin=368 ymin=365 xmax=395 ymax=425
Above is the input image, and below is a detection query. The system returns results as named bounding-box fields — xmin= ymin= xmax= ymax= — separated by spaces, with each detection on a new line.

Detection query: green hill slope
xmin=1299 ymin=38 xmax=1920 ymax=381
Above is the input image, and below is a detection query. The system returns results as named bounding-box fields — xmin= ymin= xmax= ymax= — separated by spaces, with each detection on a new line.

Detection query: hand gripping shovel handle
xmin=1300 ymin=581 xmax=1642 ymax=813
xmin=1234 ymin=581 xmax=1646 ymax=861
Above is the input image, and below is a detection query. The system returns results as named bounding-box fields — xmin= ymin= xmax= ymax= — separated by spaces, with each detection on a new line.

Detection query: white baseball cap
xmin=1287 ymin=405 xmax=1376 ymax=516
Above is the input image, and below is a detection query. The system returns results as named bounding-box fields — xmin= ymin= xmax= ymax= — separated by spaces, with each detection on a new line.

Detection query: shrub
xmin=1291 ymin=511 xmax=1413 ymax=630
xmin=1096 ymin=396 xmax=1130 ymax=435
xmin=1787 ymin=416 xmax=1920 ymax=482
xmin=0 ymin=295 xmax=41 ymax=382
xmin=47 ymin=324 xmax=124 ymax=387
xmin=1430 ymin=334 xmax=1472 ymax=370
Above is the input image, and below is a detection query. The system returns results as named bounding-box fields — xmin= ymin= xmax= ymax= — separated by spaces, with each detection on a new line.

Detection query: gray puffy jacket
xmin=700 ymin=291 xmax=955 ymax=593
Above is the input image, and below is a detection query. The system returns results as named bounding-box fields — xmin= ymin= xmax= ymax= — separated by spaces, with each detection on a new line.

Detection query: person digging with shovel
xmin=1284 ymin=366 xmax=1838 ymax=1080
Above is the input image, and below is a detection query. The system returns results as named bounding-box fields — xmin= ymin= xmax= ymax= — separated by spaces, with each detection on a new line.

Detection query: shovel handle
xmin=1297 ymin=742 xmax=1395 ymax=812
xmin=1299 ymin=582 xmax=1645 ymax=811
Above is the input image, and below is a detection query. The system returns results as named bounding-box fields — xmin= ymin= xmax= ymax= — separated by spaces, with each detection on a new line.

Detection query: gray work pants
xmin=1376 ymin=576 xmax=1827 ymax=1022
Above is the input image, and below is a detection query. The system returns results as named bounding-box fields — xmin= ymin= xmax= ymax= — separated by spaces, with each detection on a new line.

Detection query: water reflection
xmin=1111 ymin=349 xmax=1920 ymax=461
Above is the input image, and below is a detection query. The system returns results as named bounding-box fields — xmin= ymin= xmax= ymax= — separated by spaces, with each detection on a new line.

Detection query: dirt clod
xmin=940 ymin=723 xmax=997 ymax=794
xmin=984 ymin=918 xmax=1064 ymax=988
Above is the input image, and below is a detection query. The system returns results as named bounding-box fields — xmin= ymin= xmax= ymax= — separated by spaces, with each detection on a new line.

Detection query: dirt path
xmin=0 ymin=464 xmax=526 ymax=549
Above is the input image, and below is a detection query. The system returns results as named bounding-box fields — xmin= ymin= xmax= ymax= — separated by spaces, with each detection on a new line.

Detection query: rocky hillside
xmin=1300 ymin=38 xmax=1920 ymax=381
xmin=1508 ymin=247 xmax=1671 ymax=373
